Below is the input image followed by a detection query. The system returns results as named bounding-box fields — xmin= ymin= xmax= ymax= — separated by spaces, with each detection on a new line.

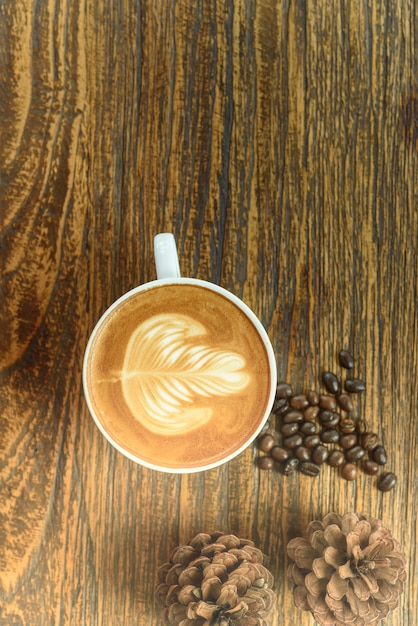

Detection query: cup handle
xmin=154 ymin=233 xmax=181 ymax=279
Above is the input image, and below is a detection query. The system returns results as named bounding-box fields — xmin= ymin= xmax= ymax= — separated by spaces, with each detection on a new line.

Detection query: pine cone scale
xmin=324 ymin=525 xmax=347 ymax=552
xmin=304 ymin=571 xmax=328 ymax=596
xmin=324 ymin=545 xmax=348 ymax=568
xmin=201 ymin=576 xmax=223 ymax=602
xmin=327 ymin=571 xmax=349 ymax=601
xmin=312 ymin=557 xmax=335 ymax=580
xmin=349 ymin=575 xmax=371 ymax=601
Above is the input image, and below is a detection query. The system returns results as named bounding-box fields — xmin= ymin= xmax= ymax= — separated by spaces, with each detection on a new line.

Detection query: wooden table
xmin=1 ymin=1 xmax=417 ymax=624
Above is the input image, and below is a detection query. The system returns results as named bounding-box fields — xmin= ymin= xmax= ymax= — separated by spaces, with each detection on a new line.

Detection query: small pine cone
xmin=156 ymin=532 xmax=276 ymax=625
xmin=287 ymin=512 xmax=407 ymax=626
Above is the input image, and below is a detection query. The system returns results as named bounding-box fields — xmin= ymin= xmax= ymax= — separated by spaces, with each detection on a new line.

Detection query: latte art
xmin=117 ymin=314 xmax=250 ymax=435
xmin=84 ymin=282 xmax=273 ymax=470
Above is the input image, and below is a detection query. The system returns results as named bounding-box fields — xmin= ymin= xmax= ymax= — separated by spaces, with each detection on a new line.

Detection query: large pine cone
xmin=156 ymin=531 xmax=276 ymax=625
xmin=287 ymin=512 xmax=407 ymax=626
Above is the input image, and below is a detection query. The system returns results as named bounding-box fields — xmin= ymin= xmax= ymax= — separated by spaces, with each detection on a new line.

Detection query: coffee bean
xmin=282 ymin=410 xmax=304 ymax=424
xmin=311 ymin=445 xmax=329 ymax=465
xmin=300 ymin=461 xmax=321 ymax=477
xmin=378 ymin=472 xmax=397 ymax=492
xmin=258 ymin=456 xmax=274 ymax=470
xmin=339 ymin=433 xmax=358 ymax=449
xmin=341 ymin=462 xmax=357 ymax=481
xmin=319 ymin=394 xmax=337 ymax=411
xmin=339 ymin=417 xmax=357 ymax=434
xmin=271 ymin=446 xmax=290 ymax=463
xmin=290 ymin=394 xmax=309 ymax=410
xmin=355 ymin=419 xmax=369 ymax=434
xmin=320 ymin=428 xmax=340 ymax=444
xmin=318 ymin=409 xmax=333 ymax=425
xmin=280 ymin=422 xmax=299 ymax=437
xmin=327 ymin=450 xmax=345 ymax=468
xmin=303 ymin=434 xmax=321 ymax=448
xmin=258 ymin=433 xmax=275 ymax=452
xmin=344 ymin=378 xmax=366 ymax=393
xmin=361 ymin=432 xmax=381 ymax=451
xmin=307 ymin=390 xmax=320 ymax=405
xmin=275 ymin=382 xmax=293 ymax=399
xmin=345 ymin=445 xmax=366 ymax=463
xmin=283 ymin=433 xmax=303 ymax=449
xmin=322 ymin=371 xmax=340 ymax=395
xmin=283 ymin=458 xmax=299 ymax=475
xmin=337 ymin=393 xmax=354 ymax=412
xmin=273 ymin=398 xmax=289 ymax=415
xmin=299 ymin=421 xmax=318 ymax=435
xmin=294 ymin=446 xmax=311 ymax=462
xmin=372 ymin=445 xmax=388 ymax=465
xmin=362 ymin=459 xmax=380 ymax=475
xmin=339 ymin=349 xmax=354 ymax=369
xmin=303 ymin=405 xmax=320 ymax=422
xmin=319 ymin=410 xmax=340 ymax=427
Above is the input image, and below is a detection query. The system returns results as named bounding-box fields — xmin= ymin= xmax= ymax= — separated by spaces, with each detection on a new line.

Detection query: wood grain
xmin=1 ymin=0 xmax=417 ymax=624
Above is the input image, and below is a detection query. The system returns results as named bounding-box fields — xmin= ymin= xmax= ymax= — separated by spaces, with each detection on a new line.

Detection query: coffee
xmin=84 ymin=282 xmax=272 ymax=470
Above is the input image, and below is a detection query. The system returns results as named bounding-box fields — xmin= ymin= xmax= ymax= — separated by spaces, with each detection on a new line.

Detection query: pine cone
xmin=287 ymin=512 xmax=407 ymax=626
xmin=156 ymin=531 xmax=276 ymax=625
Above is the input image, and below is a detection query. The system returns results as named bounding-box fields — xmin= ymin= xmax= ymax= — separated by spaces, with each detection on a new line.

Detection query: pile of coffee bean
xmin=257 ymin=350 xmax=397 ymax=492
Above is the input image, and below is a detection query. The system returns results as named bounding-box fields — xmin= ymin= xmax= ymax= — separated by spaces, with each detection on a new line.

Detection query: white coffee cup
xmin=83 ymin=233 xmax=277 ymax=473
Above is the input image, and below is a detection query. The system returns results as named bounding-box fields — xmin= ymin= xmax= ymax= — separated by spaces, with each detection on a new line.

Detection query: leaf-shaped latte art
xmin=118 ymin=313 xmax=250 ymax=435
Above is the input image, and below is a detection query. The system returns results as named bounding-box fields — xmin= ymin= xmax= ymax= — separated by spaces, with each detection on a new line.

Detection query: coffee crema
xmin=84 ymin=282 xmax=272 ymax=469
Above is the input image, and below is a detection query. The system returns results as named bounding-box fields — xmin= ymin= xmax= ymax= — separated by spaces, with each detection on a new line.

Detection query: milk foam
xmin=114 ymin=313 xmax=251 ymax=435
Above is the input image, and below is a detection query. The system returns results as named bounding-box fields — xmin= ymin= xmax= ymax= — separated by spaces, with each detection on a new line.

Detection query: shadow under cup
xmin=83 ymin=278 xmax=277 ymax=472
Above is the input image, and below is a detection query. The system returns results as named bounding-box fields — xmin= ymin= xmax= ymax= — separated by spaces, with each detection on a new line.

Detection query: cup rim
xmin=83 ymin=277 xmax=277 ymax=473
